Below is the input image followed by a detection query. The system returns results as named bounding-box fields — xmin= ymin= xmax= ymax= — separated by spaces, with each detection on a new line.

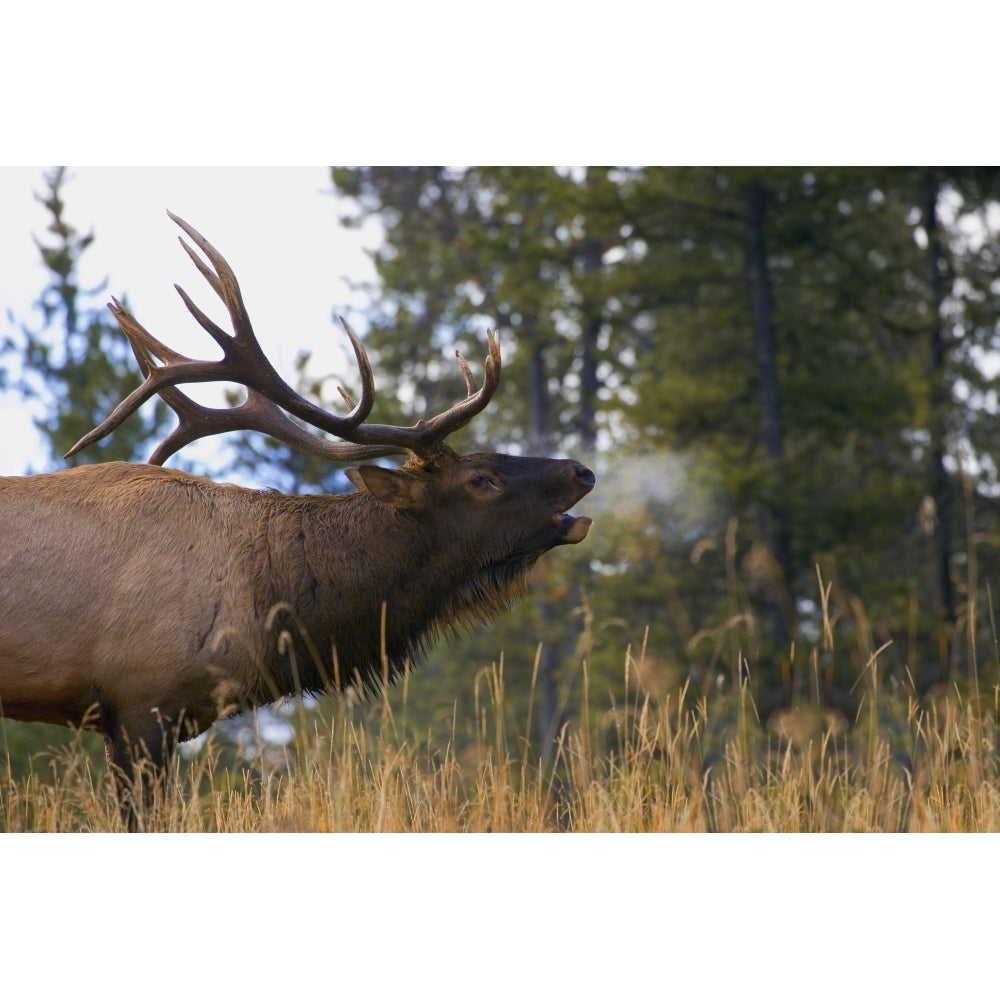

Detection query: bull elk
xmin=0 ymin=212 xmax=595 ymax=828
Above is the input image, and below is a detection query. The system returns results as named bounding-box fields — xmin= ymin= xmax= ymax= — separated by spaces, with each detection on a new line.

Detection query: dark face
xmin=341 ymin=447 xmax=596 ymax=672
xmin=350 ymin=448 xmax=594 ymax=559
xmin=448 ymin=451 xmax=595 ymax=550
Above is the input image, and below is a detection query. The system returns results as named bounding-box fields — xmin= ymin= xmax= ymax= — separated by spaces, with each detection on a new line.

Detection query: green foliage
xmin=330 ymin=166 xmax=629 ymax=453
xmin=0 ymin=717 xmax=105 ymax=786
xmin=4 ymin=167 xmax=170 ymax=467
xmin=328 ymin=166 xmax=1000 ymax=728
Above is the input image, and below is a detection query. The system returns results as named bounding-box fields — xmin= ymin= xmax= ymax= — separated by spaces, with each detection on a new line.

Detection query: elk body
xmin=0 ymin=213 xmax=594 ymax=828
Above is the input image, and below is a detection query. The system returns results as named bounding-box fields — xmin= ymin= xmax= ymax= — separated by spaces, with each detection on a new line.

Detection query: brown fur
xmin=0 ymin=448 xmax=593 ymax=826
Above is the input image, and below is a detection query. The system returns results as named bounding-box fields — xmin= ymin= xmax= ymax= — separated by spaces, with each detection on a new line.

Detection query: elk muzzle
xmin=552 ymin=461 xmax=595 ymax=544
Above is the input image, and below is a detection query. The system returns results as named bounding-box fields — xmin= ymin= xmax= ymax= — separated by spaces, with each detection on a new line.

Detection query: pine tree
xmin=6 ymin=167 xmax=169 ymax=466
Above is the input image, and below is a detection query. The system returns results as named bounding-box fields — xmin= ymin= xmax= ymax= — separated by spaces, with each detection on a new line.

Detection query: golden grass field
xmin=3 ymin=640 xmax=999 ymax=833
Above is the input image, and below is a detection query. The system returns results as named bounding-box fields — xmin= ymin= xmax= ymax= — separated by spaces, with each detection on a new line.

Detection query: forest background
xmin=4 ymin=166 xmax=1000 ymax=776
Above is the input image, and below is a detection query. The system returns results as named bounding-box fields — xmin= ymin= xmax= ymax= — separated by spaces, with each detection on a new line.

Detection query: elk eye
xmin=469 ymin=474 xmax=498 ymax=492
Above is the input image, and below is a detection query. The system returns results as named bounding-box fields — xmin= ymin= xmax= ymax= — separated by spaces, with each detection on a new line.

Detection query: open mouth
xmin=549 ymin=462 xmax=595 ymax=544
xmin=553 ymin=511 xmax=593 ymax=544
xmin=553 ymin=463 xmax=595 ymax=544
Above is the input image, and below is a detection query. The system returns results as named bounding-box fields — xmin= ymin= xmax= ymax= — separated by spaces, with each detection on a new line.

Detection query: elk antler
xmin=67 ymin=212 xmax=502 ymax=466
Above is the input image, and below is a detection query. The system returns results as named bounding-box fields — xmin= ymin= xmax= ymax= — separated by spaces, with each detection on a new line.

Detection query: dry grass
xmin=3 ymin=644 xmax=1000 ymax=832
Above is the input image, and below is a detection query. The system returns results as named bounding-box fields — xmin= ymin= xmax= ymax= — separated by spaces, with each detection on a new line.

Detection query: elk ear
xmin=346 ymin=466 xmax=429 ymax=511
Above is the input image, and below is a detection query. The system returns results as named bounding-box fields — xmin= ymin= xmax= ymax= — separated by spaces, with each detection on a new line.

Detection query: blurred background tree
xmin=2 ymin=167 xmax=170 ymax=467
xmin=328 ymin=166 xmax=1000 ymax=731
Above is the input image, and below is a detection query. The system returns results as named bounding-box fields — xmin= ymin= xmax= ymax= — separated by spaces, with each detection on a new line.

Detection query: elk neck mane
xmin=281 ymin=461 xmax=547 ymax=698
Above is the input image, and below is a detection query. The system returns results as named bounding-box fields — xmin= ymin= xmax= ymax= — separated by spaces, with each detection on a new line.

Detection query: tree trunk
xmin=577 ymin=239 xmax=602 ymax=454
xmin=744 ymin=180 xmax=793 ymax=646
xmin=526 ymin=337 xmax=552 ymax=454
xmin=521 ymin=319 xmax=560 ymax=760
xmin=923 ymin=171 xmax=956 ymax=683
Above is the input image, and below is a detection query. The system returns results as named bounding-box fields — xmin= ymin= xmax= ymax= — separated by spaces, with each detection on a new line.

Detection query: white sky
xmin=0 ymin=167 xmax=381 ymax=475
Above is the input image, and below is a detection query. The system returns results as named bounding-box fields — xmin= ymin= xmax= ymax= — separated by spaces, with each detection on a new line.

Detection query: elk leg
xmin=102 ymin=710 xmax=174 ymax=832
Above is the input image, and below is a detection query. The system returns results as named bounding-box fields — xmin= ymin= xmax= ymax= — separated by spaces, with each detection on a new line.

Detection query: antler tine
xmin=68 ymin=213 xmax=505 ymax=466
xmin=147 ymin=383 xmax=409 ymax=466
xmin=411 ymin=327 xmax=502 ymax=448
xmin=97 ymin=311 xmax=405 ymax=466
xmin=66 ymin=298 xmax=210 ymax=458
xmin=455 ymin=349 xmax=478 ymax=396
xmin=68 ymin=213 xmax=383 ymax=460
xmin=165 ymin=212 xmax=378 ymax=436
xmin=280 ymin=326 xmax=503 ymax=458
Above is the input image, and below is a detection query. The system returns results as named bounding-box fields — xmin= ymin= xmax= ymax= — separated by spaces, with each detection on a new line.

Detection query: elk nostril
xmin=575 ymin=464 xmax=596 ymax=488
